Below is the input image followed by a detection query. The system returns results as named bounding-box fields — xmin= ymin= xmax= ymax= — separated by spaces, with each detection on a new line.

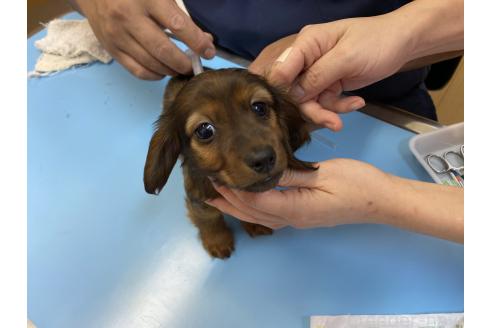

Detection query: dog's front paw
xmin=241 ymin=222 xmax=273 ymax=238
xmin=201 ymin=229 xmax=235 ymax=259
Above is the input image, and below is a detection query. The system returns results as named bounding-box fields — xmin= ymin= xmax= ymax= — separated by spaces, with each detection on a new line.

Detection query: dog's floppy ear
xmin=274 ymin=90 xmax=311 ymax=151
xmin=143 ymin=75 xmax=191 ymax=194
xmin=144 ymin=115 xmax=180 ymax=195
xmin=274 ymin=90 xmax=318 ymax=171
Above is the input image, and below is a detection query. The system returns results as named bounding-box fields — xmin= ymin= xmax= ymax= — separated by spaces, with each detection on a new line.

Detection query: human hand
xmin=71 ymin=0 xmax=216 ymax=80
xmin=205 ymin=159 xmax=393 ymax=229
xmin=251 ymin=14 xmax=418 ymax=128
xmin=250 ymin=34 xmax=353 ymax=131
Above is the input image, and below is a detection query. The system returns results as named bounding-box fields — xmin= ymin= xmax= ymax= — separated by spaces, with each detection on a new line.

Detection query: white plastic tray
xmin=409 ymin=122 xmax=464 ymax=185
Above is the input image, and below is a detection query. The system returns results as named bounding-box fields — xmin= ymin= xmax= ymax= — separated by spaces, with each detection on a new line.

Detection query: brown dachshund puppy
xmin=144 ymin=68 xmax=315 ymax=259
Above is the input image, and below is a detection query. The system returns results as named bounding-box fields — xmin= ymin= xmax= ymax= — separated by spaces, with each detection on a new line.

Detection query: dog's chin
xmin=240 ymin=172 xmax=283 ymax=193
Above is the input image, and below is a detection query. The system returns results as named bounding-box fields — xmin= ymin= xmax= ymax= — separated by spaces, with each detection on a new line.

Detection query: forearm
xmin=390 ymin=0 xmax=464 ymax=64
xmin=376 ymin=175 xmax=464 ymax=243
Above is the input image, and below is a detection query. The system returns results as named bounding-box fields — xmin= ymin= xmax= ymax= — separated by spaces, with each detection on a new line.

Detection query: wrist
xmin=360 ymin=172 xmax=403 ymax=225
xmin=337 ymin=163 xmax=400 ymax=226
xmin=372 ymin=174 xmax=413 ymax=226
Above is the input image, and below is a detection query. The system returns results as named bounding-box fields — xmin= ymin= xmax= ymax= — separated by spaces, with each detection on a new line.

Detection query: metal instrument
xmin=425 ymin=145 xmax=464 ymax=187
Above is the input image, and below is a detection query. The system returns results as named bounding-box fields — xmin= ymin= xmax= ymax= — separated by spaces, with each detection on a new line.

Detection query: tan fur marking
xmin=185 ymin=112 xmax=210 ymax=137
xmin=250 ymin=86 xmax=274 ymax=104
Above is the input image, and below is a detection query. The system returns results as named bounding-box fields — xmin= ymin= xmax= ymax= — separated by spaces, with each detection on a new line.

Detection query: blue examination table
xmin=28 ymin=16 xmax=463 ymax=328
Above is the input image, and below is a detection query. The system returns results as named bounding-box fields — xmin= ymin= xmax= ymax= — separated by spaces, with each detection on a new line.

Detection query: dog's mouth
xmin=240 ymin=172 xmax=283 ymax=193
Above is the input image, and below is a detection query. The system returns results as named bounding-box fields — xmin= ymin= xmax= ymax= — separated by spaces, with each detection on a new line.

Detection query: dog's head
xmin=144 ymin=68 xmax=315 ymax=195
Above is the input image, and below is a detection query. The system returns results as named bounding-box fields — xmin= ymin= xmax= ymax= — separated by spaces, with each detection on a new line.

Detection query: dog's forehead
xmin=189 ymin=69 xmax=267 ymax=96
xmin=181 ymin=70 xmax=272 ymax=109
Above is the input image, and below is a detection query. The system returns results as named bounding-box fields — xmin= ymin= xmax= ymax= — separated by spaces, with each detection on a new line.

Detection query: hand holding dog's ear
xmin=253 ymin=15 xmax=422 ymax=121
xmin=249 ymin=34 xmax=363 ymax=132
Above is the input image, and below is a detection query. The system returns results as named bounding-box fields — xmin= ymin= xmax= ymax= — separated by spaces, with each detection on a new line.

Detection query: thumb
xmin=293 ymin=49 xmax=350 ymax=102
xmin=278 ymin=167 xmax=320 ymax=188
xmin=267 ymin=47 xmax=306 ymax=88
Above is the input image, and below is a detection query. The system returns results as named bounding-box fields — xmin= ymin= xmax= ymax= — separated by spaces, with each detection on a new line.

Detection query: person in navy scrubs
xmin=70 ymin=0 xmax=461 ymax=125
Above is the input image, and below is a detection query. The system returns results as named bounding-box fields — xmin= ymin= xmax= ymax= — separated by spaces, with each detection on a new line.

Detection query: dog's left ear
xmin=274 ymin=90 xmax=318 ymax=171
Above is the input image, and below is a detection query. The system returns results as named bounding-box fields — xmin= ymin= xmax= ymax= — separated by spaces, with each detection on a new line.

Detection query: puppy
xmin=144 ymin=68 xmax=315 ymax=259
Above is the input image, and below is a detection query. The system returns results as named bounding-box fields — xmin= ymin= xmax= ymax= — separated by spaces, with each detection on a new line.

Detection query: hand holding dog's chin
xmin=206 ymin=159 xmax=393 ymax=229
xmin=71 ymin=0 xmax=215 ymax=80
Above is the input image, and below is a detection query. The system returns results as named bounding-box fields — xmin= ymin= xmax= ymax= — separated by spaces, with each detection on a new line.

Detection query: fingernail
xmin=205 ymin=33 xmax=214 ymax=41
xmin=203 ymin=47 xmax=215 ymax=59
xmin=290 ymin=84 xmax=305 ymax=99
xmin=329 ymin=121 xmax=343 ymax=132
xmin=276 ymin=47 xmax=292 ymax=63
xmin=350 ymin=99 xmax=365 ymax=111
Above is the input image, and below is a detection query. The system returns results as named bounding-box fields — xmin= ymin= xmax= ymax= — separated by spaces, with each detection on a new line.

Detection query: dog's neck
xmin=182 ymin=161 xmax=220 ymax=203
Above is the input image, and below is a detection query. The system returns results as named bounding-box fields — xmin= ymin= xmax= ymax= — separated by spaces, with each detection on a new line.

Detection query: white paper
xmin=311 ymin=313 xmax=464 ymax=328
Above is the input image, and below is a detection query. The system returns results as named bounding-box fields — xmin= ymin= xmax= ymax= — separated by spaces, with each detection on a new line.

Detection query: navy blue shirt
xmin=184 ymin=0 xmax=436 ymax=120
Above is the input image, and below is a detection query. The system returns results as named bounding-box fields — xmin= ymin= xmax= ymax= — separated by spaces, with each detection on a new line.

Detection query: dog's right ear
xmin=143 ymin=115 xmax=180 ymax=195
xmin=144 ymin=75 xmax=192 ymax=195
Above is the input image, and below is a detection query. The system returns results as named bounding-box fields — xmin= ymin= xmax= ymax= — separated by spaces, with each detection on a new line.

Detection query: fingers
xmin=211 ymin=184 xmax=284 ymax=226
xmin=128 ymin=16 xmax=192 ymax=74
xmin=318 ymin=90 xmax=366 ymax=113
xmin=205 ymin=197 xmax=285 ymax=230
xmin=266 ymin=25 xmax=354 ymax=104
xmin=205 ymin=197 xmax=259 ymax=225
xmin=299 ymin=100 xmax=344 ymax=131
xmin=113 ymin=50 xmax=163 ymax=80
xmin=293 ymin=48 xmax=351 ymax=102
xmin=149 ymin=0 xmax=215 ymax=59
xmin=278 ymin=168 xmax=320 ymax=188
xmin=107 ymin=30 xmax=174 ymax=79
xmin=119 ymin=32 xmax=180 ymax=76
xmin=214 ymin=183 xmax=312 ymax=223
xmin=267 ymin=26 xmax=330 ymax=88
xmin=266 ymin=46 xmax=306 ymax=88
xmin=249 ymin=34 xmax=298 ymax=77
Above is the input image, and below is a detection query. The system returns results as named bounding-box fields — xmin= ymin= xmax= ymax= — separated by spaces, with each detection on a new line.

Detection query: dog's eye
xmin=195 ymin=122 xmax=216 ymax=140
xmin=251 ymin=102 xmax=268 ymax=117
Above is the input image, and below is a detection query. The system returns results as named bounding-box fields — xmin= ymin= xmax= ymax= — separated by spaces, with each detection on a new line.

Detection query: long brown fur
xmin=144 ymin=69 xmax=316 ymax=259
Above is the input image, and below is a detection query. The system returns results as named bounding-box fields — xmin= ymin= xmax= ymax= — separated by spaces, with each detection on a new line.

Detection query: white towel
xmin=29 ymin=18 xmax=112 ymax=77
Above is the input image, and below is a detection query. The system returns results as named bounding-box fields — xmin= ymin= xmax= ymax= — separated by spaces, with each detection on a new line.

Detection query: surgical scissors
xmin=425 ymin=145 xmax=464 ymax=187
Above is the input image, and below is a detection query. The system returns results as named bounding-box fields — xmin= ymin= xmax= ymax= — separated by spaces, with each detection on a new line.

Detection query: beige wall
xmin=28 ymin=0 xmax=72 ymax=37
xmin=429 ymin=58 xmax=464 ymax=125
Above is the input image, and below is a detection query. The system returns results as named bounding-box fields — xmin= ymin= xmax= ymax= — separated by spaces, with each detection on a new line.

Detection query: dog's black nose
xmin=246 ymin=146 xmax=276 ymax=174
